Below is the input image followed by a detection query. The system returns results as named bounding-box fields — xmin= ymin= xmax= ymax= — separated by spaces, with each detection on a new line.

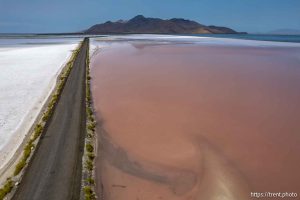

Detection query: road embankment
xmin=10 ymin=38 xmax=89 ymax=200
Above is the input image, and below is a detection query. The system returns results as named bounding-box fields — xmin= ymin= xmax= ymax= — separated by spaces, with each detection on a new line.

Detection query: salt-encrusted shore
xmin=0 ymin=43 xmax=79 ymax=180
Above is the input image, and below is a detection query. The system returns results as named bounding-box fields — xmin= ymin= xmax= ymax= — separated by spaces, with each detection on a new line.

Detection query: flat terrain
xmin=13 ymin=39 xmax=88 ymax=200
xmin=91 ymin=40 xmax=300 ymax=200
xmin=0 ymin=42 xmax=78 ymax=172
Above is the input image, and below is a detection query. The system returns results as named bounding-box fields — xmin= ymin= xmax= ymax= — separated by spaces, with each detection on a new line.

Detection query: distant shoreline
xmin=1 ymin=33 xmax=300 ymax=44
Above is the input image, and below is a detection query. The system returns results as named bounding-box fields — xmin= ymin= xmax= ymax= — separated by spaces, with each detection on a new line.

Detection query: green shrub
xmin=86 ymin=88 xmax=91 ymax=99
xmin=42 ymin=103 xmax=54 ymax=122
xmin=42 ymin=105 xmax=54 ymax=122
xmin=48 ymin=100 xmax=55 ymax=109
xmin=85 ymin=193 xmax=96 ymax=200
xmin=86 ymin=177 xmax=95 ymax=185
xmin=14 ymin=158 xmax=26 ymax=176
xmin=86 ymin=89 xmax=91 ymax=102
xmin=0 ymin=179 xmax=14 ymax=200
xmin=87 ymin=122 xmax=96 ymax=132
xmin=85 ymin=160 xmax=93 ymax=171
xmin=87 ymin=153 xmax=95 ymax=161
xmin=52 ymin=94 xmax=58 ymax=103
xmin=32 ymin=124 xmax=43 ymax=140
xmin=35 ymin=124 xmax=43 ymax=134
xmin=84 ymin=186 xmax=96 ymax=200
xmin=86 ymin=143 xmax=94 ymax=153
xmin=84 ymin=186 xmax=92 ymax=194
xmin=57 ymin=82 xmax=64 ymax=92
xmin=42 ymin=114 xmax=48 ymax=122
xmin=88 ymin=115 xmax=94 ymax=122
xmin=14 ymin=140 xmax=35 ymax=176
xmin=86 ymin=107 xmax=93 ymax=118
xmin=23 ymin=143 xmax=34 ymax=159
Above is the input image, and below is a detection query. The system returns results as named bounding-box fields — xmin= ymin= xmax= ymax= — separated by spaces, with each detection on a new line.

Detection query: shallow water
xmin=91 ymin=40 xmax=300 ymax=200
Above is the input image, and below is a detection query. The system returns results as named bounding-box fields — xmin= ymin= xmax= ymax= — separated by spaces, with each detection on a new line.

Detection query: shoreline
xmin=80 ymin=39 xmax=98 ymax=200
xmin=92 ymin=34 xmax=300 ymax=47
xmin=0 ymin=44 xmax=80 ymax=185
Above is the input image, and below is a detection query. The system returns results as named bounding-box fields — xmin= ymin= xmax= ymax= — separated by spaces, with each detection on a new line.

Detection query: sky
xmin=0 ymin=0 xmax=299 ymax=33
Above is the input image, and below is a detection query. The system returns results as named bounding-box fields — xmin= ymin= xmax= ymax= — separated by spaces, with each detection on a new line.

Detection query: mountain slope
xmin=85 ymin=15 xmax=242 ymax=34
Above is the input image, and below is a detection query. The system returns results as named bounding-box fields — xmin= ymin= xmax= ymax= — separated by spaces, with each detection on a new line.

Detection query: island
xmin=84 ymin=15 xmax=245 ymax=34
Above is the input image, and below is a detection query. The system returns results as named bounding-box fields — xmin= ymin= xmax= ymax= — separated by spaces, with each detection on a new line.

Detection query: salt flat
xmin=0 ymin=40 xmax=80 ymax=171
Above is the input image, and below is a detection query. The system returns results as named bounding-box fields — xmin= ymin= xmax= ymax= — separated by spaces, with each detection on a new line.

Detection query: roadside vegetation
xmin=0 ymin=179 xmax=13 ymax=200
xmin=81 ymin=39 xmax=97 ymax=200
xmin=0 ymin=42 xmax=83 ymax=200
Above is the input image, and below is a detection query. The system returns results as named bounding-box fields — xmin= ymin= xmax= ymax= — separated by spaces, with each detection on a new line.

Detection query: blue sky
xmin=0 ymin=0 xmax=299 ymax=33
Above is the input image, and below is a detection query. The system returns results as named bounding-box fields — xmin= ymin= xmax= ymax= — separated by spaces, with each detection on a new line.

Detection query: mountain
xmin=267 ymin=29 xmax=300 ymax=35
xmin=85 ymin=15 xmax=243 ymax=34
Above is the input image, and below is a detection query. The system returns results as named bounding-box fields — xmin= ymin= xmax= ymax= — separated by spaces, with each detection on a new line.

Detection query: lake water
xmin=91 ymin=38 xmax=300 ymax=200
xmin=187 ymin=34 xmax=300 ymax=43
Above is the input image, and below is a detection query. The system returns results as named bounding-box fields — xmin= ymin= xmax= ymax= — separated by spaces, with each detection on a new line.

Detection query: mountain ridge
xmin=85 ymin=15 xmax=245 ymax=34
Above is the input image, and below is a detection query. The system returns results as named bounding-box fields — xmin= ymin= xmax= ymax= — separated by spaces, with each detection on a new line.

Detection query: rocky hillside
xmin=85 ymin=15 xmax=243 ymax=34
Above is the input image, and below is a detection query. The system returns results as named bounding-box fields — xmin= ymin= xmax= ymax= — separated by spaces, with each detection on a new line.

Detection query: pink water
xmin=91 ymin=41 xmax=300 ymax=200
